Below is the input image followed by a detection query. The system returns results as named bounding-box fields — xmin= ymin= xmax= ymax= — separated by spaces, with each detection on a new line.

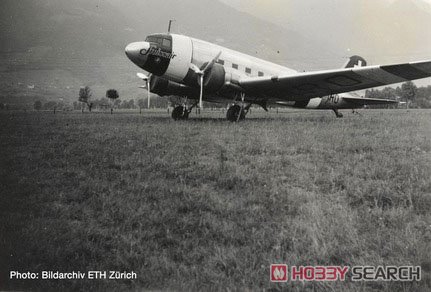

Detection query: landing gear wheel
xmin=226 ymin=105 xmax=246 ymax=122
xmin=332 ymin=109 xmax=343 ymax=118
xmin=172 ymin=106 xmax=189 ymax=120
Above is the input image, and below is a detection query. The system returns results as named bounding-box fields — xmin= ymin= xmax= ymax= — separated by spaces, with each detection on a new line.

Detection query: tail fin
xmin=343 ymin=55 xmax=367 ymax=68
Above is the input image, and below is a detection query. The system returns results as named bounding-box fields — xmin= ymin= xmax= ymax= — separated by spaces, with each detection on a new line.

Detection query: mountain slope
xmin=0 ymin=0 xmax=338 ymax=103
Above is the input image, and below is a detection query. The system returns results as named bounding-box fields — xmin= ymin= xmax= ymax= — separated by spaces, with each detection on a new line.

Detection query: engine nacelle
xmin=182 ymin=63 xmax=227 ymax=93
xmin=150 ymin=76 xmax=198 ymax=97
xmin=202 ymin=63 xmax=226 ymax=93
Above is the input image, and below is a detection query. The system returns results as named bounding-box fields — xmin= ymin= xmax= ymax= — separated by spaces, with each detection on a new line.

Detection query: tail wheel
xmin=226 ymin=105 xmax=246 ymax=122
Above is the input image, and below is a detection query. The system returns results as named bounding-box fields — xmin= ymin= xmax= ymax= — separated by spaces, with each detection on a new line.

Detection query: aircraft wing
xmin=238 ymin=60 xmax=431 ymax=100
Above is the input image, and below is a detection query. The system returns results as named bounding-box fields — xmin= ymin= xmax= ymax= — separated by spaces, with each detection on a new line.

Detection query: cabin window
xmin=218 ymin=59 xmax=225 ymax=65
xmin=232 ymin=63 xmax=238 ymax=69
xmin=258 ymin=71 xmax=264 ymax=77
xmin=245 ymin=67 xmax=251 ymax=74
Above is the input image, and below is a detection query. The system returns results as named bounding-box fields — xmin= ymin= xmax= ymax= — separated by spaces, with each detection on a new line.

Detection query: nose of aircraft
xmin=125 ymin=42 xmax=151 ymax=66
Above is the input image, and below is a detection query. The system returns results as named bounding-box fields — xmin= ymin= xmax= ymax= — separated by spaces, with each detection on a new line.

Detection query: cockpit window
xmin=145 ymin=35 xmax=172 ymax=48
xmin=146 ymin=36 xmax=162 ymax=45
xmin=162 ymin=39 xmax=171 ymax=48
xmin=146 ymin=36 xmax=159 ymax=43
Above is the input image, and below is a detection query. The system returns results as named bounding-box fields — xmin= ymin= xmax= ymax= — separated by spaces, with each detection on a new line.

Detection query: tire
xmin=226 ymin=105 xmax=245 ymax=122
xmin=172 ymin=106 xmax=185 ymax=120
xmin=172 ymin=106 xmax=189 ymax=120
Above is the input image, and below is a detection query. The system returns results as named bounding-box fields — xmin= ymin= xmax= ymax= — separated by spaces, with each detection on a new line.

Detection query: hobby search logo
xmin=270 ymin=265 xmax=288 ymax=282
xmin=270 ymin=265 xmax=421 ymax=282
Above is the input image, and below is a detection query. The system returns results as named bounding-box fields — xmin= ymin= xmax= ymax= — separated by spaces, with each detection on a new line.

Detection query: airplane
xmin=125 ymin=33 xmax=431 ymax=121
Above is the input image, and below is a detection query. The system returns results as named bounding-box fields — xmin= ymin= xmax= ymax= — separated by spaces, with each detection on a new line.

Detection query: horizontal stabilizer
xmin=342 ymin=96 xmax=398 ymax=105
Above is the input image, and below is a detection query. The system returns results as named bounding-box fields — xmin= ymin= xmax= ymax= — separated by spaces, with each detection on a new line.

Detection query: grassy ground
xmin=0 ymin=108 xmax=430 ymax=291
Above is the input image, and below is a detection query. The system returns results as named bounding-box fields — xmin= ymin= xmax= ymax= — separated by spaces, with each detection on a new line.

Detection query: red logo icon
xmin=271 ymin=264 xmax=288 ymax=282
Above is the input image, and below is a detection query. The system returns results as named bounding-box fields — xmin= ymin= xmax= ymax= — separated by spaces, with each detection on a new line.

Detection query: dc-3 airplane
xmin=125 ymin=33 xmax=431 ymax=121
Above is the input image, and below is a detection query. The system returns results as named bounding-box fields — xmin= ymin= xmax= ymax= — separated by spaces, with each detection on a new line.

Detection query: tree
xmin=106 ymin=89 xmax=119 ymax=114
xmin=128 ymin=99 xmax=135 ymax=109
xmin=120 ymin=100 xmax=129 ymax=109
xmin=416 ymin=86 xmax=431 ymax=108
xmin=34 ymin=100 xmax=42 ymax=110
xmin=42 ymin=101 xmax=57 ymax=110
xmin=137 ymin=98 xmax=145 ymax=114
xmin=79 ymin=86 xmax=93 ymax=112
xmin=401 ymin=81 xmax=418 ymax=109
xmin=73 ymin=101 xmax=80 ymax=110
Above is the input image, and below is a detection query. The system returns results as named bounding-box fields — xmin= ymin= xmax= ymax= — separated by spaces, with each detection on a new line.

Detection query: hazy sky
xmin=219 ymin=0 xmax=431 ymax=63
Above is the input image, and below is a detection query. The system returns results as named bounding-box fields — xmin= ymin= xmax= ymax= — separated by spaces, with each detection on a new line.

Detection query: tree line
xmin=74 ymin=86 xmax=170 ymax=113
xmin=365 ymin=81 xmax=431 ymax=108
xmin=28 ymin=81 xmax=431 ymax=112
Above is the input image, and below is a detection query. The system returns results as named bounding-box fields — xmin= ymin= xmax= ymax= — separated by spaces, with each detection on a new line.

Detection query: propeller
xmin=189 ymin=51 xmax=222 ymax=110
xmin=137 ymin=72 xmax=152 ymax=108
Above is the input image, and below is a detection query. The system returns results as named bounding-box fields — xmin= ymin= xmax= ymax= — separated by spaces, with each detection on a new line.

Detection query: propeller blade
xmin=190 ymin=51 xmax=222 ymax=112
xmin=199 ymin=75 xmax=204 ymax=109
xmin=136 ymin=72 xmax=152 ymax=108
xmin=147 ymin=79 xmax=151 ymax=109
xmin=189 ymin=63 xmax=203 ymax=75
xmin=137 ymin=72 xmax=149 ymax=80
xmin=202 ymin=51 xmax=222 ymax=73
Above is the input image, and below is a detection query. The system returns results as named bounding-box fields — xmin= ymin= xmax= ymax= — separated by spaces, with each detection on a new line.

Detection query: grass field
xmin=1 ymin=108 xmax=430 ymax=291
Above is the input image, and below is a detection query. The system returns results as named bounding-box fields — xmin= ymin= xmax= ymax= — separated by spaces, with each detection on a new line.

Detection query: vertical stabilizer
xmin=343 ymin=55 xmax=367 ymax=68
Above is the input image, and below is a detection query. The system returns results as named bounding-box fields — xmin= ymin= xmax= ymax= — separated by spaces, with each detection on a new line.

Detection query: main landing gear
xmin=226 ymin=104 xmax=247 ymax=122
xmin=171 ymin=101 xmax=199 ymax=120
xmin=332 ymin=108 xmax=343 ymax=118
xmin=171 ymin=93 xmax=253 ymax=122
xmin=226 ymin=92 xmax=252 ymax=122
xmin=171 ymin=106 xmax=189 ymax=120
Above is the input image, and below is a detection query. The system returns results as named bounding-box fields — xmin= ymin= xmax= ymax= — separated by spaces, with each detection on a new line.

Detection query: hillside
xmin=0 ymin=0 xmax=336 ymax=105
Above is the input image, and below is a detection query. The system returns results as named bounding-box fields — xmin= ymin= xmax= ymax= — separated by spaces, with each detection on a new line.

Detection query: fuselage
xmin=126 ymin=33 xmax=296 ymax=80
xmin=125 ymin=33 xmax=361 ymax=110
